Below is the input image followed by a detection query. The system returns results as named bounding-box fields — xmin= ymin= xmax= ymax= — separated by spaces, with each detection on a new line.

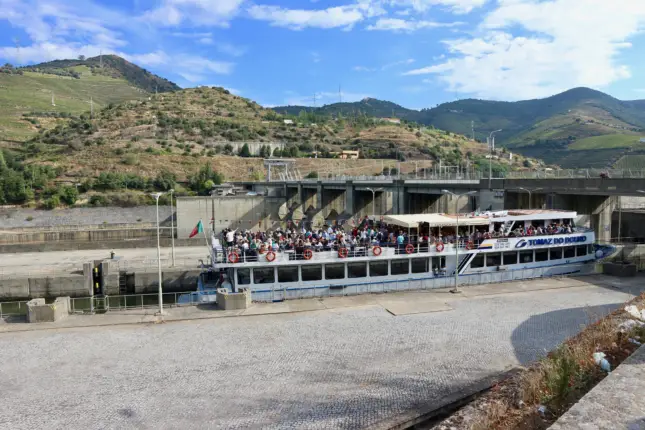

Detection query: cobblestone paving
xmin=0 ymin=286 xmax=636 ymax=429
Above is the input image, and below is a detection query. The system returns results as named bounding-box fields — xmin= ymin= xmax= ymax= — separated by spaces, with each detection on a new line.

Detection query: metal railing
xmin=68 ymin=292 xmax=206 ymax=314
xmin=0 ymin=300 xmax=29 ymax=318
xmin=506 ymin=169 xmax=645 ymax=179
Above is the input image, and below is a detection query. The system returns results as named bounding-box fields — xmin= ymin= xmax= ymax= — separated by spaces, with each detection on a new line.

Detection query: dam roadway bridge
xmin=219 ymin=173 xmax=645 ymax=244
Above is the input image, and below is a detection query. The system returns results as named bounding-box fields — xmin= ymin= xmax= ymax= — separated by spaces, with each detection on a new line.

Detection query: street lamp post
xmin=442 ymin=189 xmax=477 ymax=294
xmin=169 ymin=189 xmax=175 ymax=267
xmin=151 ymin=192 xmax=164 ymax=315
xmin=488 ymin=129 xmax=502 ymax=189
xmin=517 ymin=187 xmax=543 ymax=210
xmin=366 ymin=188 xmax=383 ymax=221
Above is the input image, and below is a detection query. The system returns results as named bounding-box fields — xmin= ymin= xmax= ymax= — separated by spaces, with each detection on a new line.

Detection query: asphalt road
xmin=0 ymin=281 xmax=638 ymax=429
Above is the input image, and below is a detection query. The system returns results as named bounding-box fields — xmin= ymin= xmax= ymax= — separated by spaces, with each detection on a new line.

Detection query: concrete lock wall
xmin=132 ymin=268 xmax=202 ymax=294
xmin=176 ymin=196 xmax=283 ymax=238
xmin=27 ymin=297 xmax=70 ymax=323
xmin=216 ymin=288 xmax=251 ymax=310
xmin=0 ymin=227 xmax=171 ymax=245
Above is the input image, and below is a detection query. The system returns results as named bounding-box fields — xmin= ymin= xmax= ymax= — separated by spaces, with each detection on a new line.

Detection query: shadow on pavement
xmin=511 ymin=303 xmax=621 ymax=365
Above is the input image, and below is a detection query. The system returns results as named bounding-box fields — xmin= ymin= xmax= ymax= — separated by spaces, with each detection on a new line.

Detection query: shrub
xmin=59 ymin=186 xmax=79 ymax=206
xmin=305 ymin=171 xmax=318 ymax=179
xmin=114 ymin=148 xmax=125 ymax=156
xmin=42 ymin=195 xmax=61 ymax=210
xmin=122 ymin=154 xmax=139 ymax=165
xmin=89 ymin=195 xmax=108 ymax=206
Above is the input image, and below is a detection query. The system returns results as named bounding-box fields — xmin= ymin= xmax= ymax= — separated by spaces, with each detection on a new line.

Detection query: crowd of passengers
xmin=218 ymin=217 xmax=575 ymax=260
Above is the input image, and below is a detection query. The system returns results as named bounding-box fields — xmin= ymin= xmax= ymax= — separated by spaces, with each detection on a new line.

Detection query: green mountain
xmin=274 ymin=97 xmax=424 ymax=122
xmin=21 ymin=55 xmax=180 ymax=93
xmin=276 ymin=88 xmax=645 ymax=168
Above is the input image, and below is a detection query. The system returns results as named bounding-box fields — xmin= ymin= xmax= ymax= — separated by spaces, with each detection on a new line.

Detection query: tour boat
xmin=193 ymin=210 xmax=608 ymax=303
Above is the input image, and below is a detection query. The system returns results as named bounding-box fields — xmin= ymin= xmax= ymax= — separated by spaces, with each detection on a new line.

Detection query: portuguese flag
xmin=189 ymin=220 xmax=204 ymax=238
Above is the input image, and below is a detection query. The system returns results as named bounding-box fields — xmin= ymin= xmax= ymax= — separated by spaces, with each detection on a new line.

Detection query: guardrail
xmin=0 ymin=300 xmax=29 ymax=318
xmin=506 ymin=169 xmax=645 ymax=179
xmin=68 ymin=292 xmax=203 ymax=314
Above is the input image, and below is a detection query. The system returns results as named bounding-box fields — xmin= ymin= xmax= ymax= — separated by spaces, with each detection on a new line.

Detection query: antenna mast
xmin=471 ymin=120 xmax=475 ymax=140
xmin=12 ymin=37 xmax=21 ymax=64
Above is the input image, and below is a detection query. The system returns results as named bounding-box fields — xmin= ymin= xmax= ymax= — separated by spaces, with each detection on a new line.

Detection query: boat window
xmin=432 ymin=256 xmax=446 ymax=269
xmin=348 ymin=262 xmax=367 ymax=278
xmin=391 ymin=260 xmax=409 ymax=275
xmin=588 ymin=244 xmax=594 ymax=254
xmin=576 ymin=245 xmax=587 ymax=257
xmin=564 ymin=247 xmax=575 ymax=259
xmin=520 ymin=250 xmax=533 ymax=263
xmin=369 ymin=261 xmax=389 ymax=277
xmin=277 ymin=266 xmax=299 ymax=283
xmin=237 ymin=268 xmax=251 ymax=285
xmin=486 ymin=253 xmax=502 ymax=267
xmin=471 ymin=254 xmax=485 ymax=268
xmin=325 ymin=264 xmax=345 ymax=280
xmin=301 ymin=265 xmax=322 ymax=281
xmin=550 ymin=248 xmax=562 ymax=260
xmin=411 ymin=258 xmax=429 ymax=273
xmin=503 ymin=252 xmax=517 ymax=265
xmin=535 ymin=249 xmax=549 ymax=262
xmin=253 ymin=267 xmax=275 ymax=284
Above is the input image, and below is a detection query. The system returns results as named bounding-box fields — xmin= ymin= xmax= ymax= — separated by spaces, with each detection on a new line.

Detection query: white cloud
xmin=247 ymin=4 xmax=366 ymax=30
xmin=143 ymin=0 xmax=245 ymax=27
xmin=199 ymin=37 xmax=214 ymax=45
xmin=367 ymin=18 xmax=464 ymax=32
xmin=353 ymin=65 xmax=378 ymax=72
xmin=382 ymin=58 xmax=415 ymax=69
xmin=215 ymin=42 xmax=247 ymax=57
xmin=386 ymin=0 xmax=489 ymax=14
xmin=404 ymin=0 xmax=645 ymax=100
xmin=311 ymin=51 xmax=322 ymax=63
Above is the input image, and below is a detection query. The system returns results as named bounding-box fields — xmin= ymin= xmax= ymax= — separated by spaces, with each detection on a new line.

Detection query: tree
xmin=523 ymin=159 xmax=532 ymax=168
xmin=43 ymin=195 xmax=61 ymax=210
xmin=0 ymin=169 xmax=33 ymax=204
xmin=153 ymin=170 xmax=176 ymax=191
xmin=78 ymin=55 xmax=86 ymax=61
xmin=305 ymin=171 xmax=318 ymax=179
xmin=188 ymin=164 xmax=224 ymax=195
xmin=59 ymin=186 xmax=79 ymax=206
xmin=238 ymin=143 xmax=251 ymax=157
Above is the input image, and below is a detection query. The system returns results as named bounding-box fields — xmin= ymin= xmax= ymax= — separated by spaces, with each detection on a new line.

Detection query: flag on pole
xmin=189 ymin=220 xmax=203 ymax=238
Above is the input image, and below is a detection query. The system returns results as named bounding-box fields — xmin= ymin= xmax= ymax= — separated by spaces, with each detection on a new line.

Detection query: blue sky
xmin=1 ymin=0 xmax=645 ymax=109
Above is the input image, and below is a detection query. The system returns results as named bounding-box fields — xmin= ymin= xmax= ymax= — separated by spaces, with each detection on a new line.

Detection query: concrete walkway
xmin=1 ymin=274 xmax=640 ymax=334
xmin=551 ymin=345 xmax=645 ymax=430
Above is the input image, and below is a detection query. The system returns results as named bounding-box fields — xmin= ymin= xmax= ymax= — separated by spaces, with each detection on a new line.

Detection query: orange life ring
xmin=265 ymin=251 xmax=276 ymax=262
xmin=435 ymin=242 xmax=444 ymax=252
xmin=466 ymin=241 xmax=474 ymax=250
xmin=259 ymin=245 xmax=267 ymax=254
xmin=303 ymin=249 xmax=313 ymax=260
xmin=338 ymin=247 xmax=349 ymax=258
xmin=372 ymin=246 xmax=382 ymax=256
xmin=405 ymin=243 xmax=415 ymax=254
xmin=228 ymin=252 xmax=239 ymax=264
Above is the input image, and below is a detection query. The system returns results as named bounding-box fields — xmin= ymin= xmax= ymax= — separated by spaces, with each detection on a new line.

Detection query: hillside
xmin=0 ymin=65 xmax=149 ymax=142
xmin=21 ymin=55 xmax=180 ymax=93
xmin=22 ymin=85 xmax=538 ymax=181
xmin=277 ymin=88 xmax=645 ymax=168
xmin=274 ymin=97 xmax=424 ymax=122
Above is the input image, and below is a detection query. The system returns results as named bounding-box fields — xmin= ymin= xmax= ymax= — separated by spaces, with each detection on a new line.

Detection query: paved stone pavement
xmin=0 ymin=284 xmax=639 ymax=430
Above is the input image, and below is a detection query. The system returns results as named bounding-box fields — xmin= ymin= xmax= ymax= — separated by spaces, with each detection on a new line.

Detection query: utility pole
xmin=13 ymin=37 xmax=21 ymax=64
xmin=471 ymin=121 xmax=475 ymax=140
xmin=90 ymin=97 xmax=93 ymax=119
xmin=313 ymin=92 xmax=316 ymax=108
xmin=488 ymin=129 xmax=502 ymax=189
xmin=100 ymin=50 xmax=103 ymax=68
xmin=51 ymin=92 xmax=55 ymax=107
xmin=339 ymin=84 xmax=342 ymax=103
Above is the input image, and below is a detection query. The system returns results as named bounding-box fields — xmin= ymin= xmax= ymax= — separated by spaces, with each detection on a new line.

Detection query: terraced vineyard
xmin=614 ymin=154 xmax=645 ymax=169
xmin=0 ymin=66 xmax=148 ymax=142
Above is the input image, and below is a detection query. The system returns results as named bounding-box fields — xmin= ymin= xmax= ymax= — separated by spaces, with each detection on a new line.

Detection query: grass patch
xmin=569 ymin=134 xmax=644 ymax=150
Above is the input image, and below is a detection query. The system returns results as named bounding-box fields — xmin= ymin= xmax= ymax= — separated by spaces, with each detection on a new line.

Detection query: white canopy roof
xmin=382 ymin=214 xmax=490 ymax=228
